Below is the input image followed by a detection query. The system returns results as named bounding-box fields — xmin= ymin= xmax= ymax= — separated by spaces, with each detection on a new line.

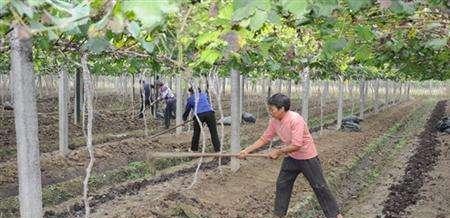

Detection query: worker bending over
xmin=183 ymin=87 xmax=220 ymax=152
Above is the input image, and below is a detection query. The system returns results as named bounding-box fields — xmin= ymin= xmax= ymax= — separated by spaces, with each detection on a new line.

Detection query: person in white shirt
xmin=154 ymin=81 xmax=176 ymax=128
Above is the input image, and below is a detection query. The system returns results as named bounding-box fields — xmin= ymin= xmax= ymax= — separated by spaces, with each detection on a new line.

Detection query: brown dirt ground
xmin=0 ymin=92 xmax=351 ymax=198
xmin=405 ymin=103 xmax=450 ymax=218
xmin=77 ymin=101 xmax=418 ymax=217
xmin=345 ymin=100 xmax=450 ymax=218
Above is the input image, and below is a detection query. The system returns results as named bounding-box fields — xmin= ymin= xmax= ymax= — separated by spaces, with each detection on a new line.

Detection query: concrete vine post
xmin=176 ymin=75 xmax=182 ymax=134
xmin=374 ymin=79 xmax=380 ymax=113
xmin=359 ymin=79 xmax=366 ymax=119
xmin=58 ymin=67 xmax=69 ymax=156
xmin=319 ymin=81 xmax=324 ymax=133
xmin=385 ymin=80 xmax=389 ymax=108
xmin=10 ymin=23 xmax=43 ymax=218
xmin=230 ymin=68 xmax=241 ymax=172
xmin=348 ymin=81 xmax=355 ymax=114
xmin=301 ymin=67 xmax=310 ymax=123
xmin=336 ymin=76 xmax=344 ymax=130
xmin=239 ymin=75 xmax=243 ymax=123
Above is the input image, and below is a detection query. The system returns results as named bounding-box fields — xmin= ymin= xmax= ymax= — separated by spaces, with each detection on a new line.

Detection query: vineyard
xmin=0 ymin=0 xmax=449 ymax=218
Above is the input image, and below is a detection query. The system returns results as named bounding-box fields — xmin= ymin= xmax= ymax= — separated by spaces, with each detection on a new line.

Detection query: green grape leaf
xmin=218 ymin=3 xmax=233 ymax=20
xmin=196 ymin=31 xmax=221 ymax=47
xmin=314 ymin=0 xmax=338 ymax=17
xmin=281 ymin=0 xmax=309 ymax=20
xmin=122 ymin=0 xmax=177 ymax=30
xmin=324 ymin=38 xmax=347 ymax=53
xmin=425 ymin=38 xmax=448 ymax=50
xmin=199 ymin=49 xmax=221 ymax=65
xmin=355 ymin=45 xmax=373 ymax=61
xmin=249 ymin=9 xmax=267 ymax=31
xmin=355 ymin=25 xmax=375 ymax=42
xmin=128 ymin=21 xmax=140 ymax=38
xmin=345 ymin=0 xmax=371 ymax=11
xmin=11 ymin=0 xmax=34 ymax=18
xmin=390 ymin=0 xmax=415 ymax=15
xmin=48 ymin=3 xmax=90 ymax=31
xmin=83 ymin=37 xmax=110 ymax=54
xmin=30 ymin=21 xmax=46 ymax=32
xmin=0 ymin=0 xmax=9 ymax=11
xmin=140 ymin=40 xmax=155 ymax=53
xmin=267 ymin=9 xmax=281 ymax=24
xmin=232 ymin=5 xmax=255 ymax=21
xmin=47 ymin=30 xmax=58 ymax=40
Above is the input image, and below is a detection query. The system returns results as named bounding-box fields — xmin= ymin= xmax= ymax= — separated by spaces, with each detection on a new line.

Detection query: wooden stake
xmin=148 ymin=152 xmax=269 ymax=158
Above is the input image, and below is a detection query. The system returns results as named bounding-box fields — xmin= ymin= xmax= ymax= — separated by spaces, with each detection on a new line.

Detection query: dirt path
xmin=56 ymin=101 xmax=418 ymax=217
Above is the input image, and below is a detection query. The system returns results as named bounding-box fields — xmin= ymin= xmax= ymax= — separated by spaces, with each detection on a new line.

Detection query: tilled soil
xmin=0 ymin=93 xmax=354 ymax=198
xmin=341 ymin=100 xmax=435 ymax=217
xmin=0 ymin=90 xmax=363 ymax=163
xmin=0 ymin=95 xmax=146 ymax=162
xmin=43 ymin=100 xmax=417 ymax=217
xmin=381 ymin=100 xmax=447 ymax=218
xmin=405 ymin=130 xmax=450 ymax=218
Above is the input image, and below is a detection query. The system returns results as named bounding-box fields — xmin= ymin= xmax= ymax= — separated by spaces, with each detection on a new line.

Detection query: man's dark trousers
xmin=191 ymin=111 xmax=220 ymax=152
xmin=274 ymin=156 xmax=340 ymax=218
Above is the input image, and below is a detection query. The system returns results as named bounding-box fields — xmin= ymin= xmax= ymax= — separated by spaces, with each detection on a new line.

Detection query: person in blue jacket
xmin=183 ymin=87 xmax=220 ymax=152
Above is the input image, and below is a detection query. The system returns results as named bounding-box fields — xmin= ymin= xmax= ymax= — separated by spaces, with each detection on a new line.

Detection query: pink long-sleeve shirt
xmin=261 ymin=111 xmax=318 ymax=160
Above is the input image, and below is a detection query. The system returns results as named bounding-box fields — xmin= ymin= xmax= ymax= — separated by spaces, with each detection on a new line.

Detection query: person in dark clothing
xmin=138 ymin=80 xmax=154 ymax=118
xmin=154 ymin=81 xmax=176 ymax=128
xmin=183 ymin=87 xmax=221 ymax=152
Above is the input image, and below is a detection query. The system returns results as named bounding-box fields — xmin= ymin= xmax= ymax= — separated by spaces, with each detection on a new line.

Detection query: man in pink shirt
xmin=239 ymin=93 xmax=342 ymax=218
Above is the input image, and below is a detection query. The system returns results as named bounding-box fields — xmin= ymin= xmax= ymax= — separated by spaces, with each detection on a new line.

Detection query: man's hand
xmin=237 ymin=149 xmax=250 ymax=160
xmin=268 ymin=149 xmax=283 ymax=160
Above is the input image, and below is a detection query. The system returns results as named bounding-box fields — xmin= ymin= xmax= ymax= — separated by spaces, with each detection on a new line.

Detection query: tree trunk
xmin=10 ymin=24 xmax=43 ymax=218
xmin=58 ymin=67 xmax=69 ymax=156
xmin=74 ymin=69 xmax=83 ymax=125
xmin=230 ymin=68 xmax=240 ymax=172
xmin=81 ymin=53 xmax=95 ymax=217
xmin=301 ymin=67 xmax=310 ymax=122
xmin=336 ymin=77 xmax=344 ymax=130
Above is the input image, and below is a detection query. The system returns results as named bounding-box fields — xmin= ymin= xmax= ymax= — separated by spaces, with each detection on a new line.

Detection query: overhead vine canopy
xmin=0 ymin=0 xmax=448 ymax=81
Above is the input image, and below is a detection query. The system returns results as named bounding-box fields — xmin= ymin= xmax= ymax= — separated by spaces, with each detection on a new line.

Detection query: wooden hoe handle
xmin=148 ymin=152 xmax=269 ymax=158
